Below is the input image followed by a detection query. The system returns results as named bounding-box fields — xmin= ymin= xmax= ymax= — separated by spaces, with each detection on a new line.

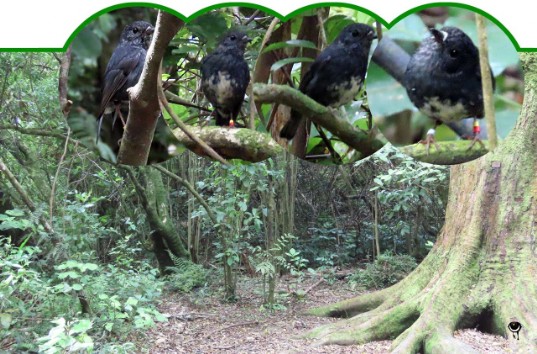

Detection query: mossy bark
xmin=125 ymin=167 xmax=189 ymax=274
xmin=303 ymin=53 xmax=537 ymax=353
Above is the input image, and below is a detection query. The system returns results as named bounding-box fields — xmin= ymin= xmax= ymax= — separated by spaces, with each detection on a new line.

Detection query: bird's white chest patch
xmin=210 ymin=72 xmax=236 ymax=104
xmin=327 ymin=76 xmax=362 ymax=107
xmin=421 ymin=97 xmax=468 ymax=122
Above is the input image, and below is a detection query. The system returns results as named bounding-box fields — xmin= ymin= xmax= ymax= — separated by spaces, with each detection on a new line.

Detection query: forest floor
xmin=136 ymin=272 xmax=511 ymax=353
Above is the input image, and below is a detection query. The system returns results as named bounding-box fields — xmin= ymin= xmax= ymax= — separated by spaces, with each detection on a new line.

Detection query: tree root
xmin=303 ymin=244 xmax=537 ymax=353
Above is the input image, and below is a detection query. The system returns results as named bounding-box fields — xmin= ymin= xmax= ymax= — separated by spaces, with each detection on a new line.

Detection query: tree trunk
xmin=303 ymin=53 xmax=537 ymax=353
xmin=125 ymin=167 xmax=189 ymax=274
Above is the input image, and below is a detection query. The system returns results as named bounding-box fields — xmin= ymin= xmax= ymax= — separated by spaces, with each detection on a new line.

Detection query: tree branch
xmin=172 ymin=126 xmax=282 ymax=162
xmin=117 ymin=12 xmax=184 ymax=165
xmin=58 ymin=46 xmax=72 ymax=117
xmin=0 ymin=158 xmax=55 ymax=235
xmin=399 ymin=140 xmax=489 ymax=165
xmin=152 ymin=164 xmax=217 ymax=224
xmin=49 ymin=128 xmax=71 ymax=225
xmin=253 ymin=83 xmax=385 ymax=158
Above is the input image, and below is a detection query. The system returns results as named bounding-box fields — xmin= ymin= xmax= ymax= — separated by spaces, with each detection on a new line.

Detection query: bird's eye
xmin=230 ymin=35 xmax=236 ymax=40
xmin=450 ymin=49 xmax=458 ymax=58
xmin=132 ymin=27 xmax=139 ymax=34
xmin=352 ymin=30 xmax=359 ymax=37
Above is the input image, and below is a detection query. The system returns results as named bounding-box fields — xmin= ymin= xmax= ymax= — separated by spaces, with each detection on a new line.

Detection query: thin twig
xmin=317 ymin=9 xmax=328 ymax=49
xmin=303 ymin=278 xmax=325 ymax=295
xmin=152 ymin=164 xmax=217 ymax=224
xmin=243 ymin=9 xmax=261 ymax=26
xmin=206 ymin=320 xmax=262 ymax=337
xmin=375 ymin=21 xmax=383 ymax=41
xmin=49 ymin=127 xmax=71 ymax=225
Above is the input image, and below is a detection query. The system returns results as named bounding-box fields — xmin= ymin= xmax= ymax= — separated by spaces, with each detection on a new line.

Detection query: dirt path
xmin=138 ymin=275 xmax=510 ymax=353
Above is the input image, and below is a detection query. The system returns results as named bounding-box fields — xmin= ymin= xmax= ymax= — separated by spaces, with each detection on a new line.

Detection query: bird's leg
xmin=111 ymin=103 xmax=127 ymax=127
xmin=466 ymin=118 xmax=486 ymax=150
xmin=419 ymin=121 xmax=441 ymax=155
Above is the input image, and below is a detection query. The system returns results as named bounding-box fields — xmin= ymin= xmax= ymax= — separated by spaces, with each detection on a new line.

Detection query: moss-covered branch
xmin=399 ymin=140 xmax=489 ymax=165
xmin=253 ymin=83 xmax=385 ymax=158
xmin=172 ymin=126 xmax=283 ymax=163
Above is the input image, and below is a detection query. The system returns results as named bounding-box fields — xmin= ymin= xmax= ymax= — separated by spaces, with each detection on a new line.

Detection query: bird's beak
xmin=369 ymin=30 xmax=378 ymax=40
xmin=242 ymin=35 xmax=252 ymax=44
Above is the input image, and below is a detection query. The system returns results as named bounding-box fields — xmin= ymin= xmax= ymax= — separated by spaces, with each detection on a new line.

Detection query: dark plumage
xmin=97 ymin=21 xmax=154 ymax=142
xmin=279 ymin=23 xmax=376 ymax=140
xmin=403 ymin=26 xmax=495 ymax=130
xmin=200 ymin=31 xmax=251 ymax=126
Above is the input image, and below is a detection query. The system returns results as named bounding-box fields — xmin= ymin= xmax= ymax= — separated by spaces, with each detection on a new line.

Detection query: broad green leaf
xmin=271 ymin=57 xmax=314 ymax=72
xmin=69 ymin=319 xmax=92 ymax=334
xmin=262 ymin=39 xmax=318 ymax=53
xmin=0 ymin=313 xmax=12 ymax=328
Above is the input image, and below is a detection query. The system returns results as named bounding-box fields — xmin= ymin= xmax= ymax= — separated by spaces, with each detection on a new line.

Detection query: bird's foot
xmin=418 ymin=128 xmax=441 ymax=155
xmin=113 ymin=105 xmax=127 ymax=127
xmin=466 ymin=134 xmax=485 ymax=150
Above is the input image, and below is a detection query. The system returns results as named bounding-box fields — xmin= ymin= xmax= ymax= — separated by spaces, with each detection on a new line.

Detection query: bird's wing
xmin=299 ymin=53 xmax=332 ymax=93
xmin=99 ymin=47 xmax=145 ymax=114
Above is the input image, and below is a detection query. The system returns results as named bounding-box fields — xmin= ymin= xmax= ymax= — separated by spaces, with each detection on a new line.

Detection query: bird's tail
xmin=96 ymin=114 xmax=104 ymax=144
xmin=279 ymin=110 xmax=302 ymax=140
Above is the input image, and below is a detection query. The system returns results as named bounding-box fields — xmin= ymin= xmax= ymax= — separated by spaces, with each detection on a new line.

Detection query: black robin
xmin=97 ymin=20 xmax=154 ymax=143
xmin=279 ymin=23 xmax=376 ymax=140
xmin=403 ymin=26 xmax=495 ymax=151
xmin=200 ymin=30 xmax=251 ymax=127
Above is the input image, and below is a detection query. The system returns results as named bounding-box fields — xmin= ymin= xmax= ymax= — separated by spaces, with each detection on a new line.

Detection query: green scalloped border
xmin=0 ymin=1 xmax=528 ymax=52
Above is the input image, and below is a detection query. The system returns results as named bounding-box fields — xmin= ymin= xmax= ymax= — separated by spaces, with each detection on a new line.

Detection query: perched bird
xmin=200 ymin=30 xmax=251 ymax=127
xmin=403 ymin=26 xmax=495 ymax=150
xmin=279 ymin=23 xmax=376 ymax=140
xmin=97 ymin=20 xmax=154 ymax=143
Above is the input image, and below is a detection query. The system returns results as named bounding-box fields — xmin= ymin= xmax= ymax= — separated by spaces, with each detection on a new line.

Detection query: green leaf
xmin=366 ymin=62 xmax=414 ymax=117
xmin=69 ymin=319 xmax=92 ymax=334
xmin=80 ymin=263 xmax=98 ymax=272
xmin=5 ymin=209 xmax=24 ymax=217
xmin=71 ymin=283 xmax=83 ymax=291
xmin=72 ymin=27 xmax=102 ymax=60
xmin=324 ymin=15 xmax=355 ymax=43
xmin=58 ymin=271 xmax=80 ymax=279
xmin=270 ymin=57 xmax=314 ymax=72
xmin=262 ymin=39 xmax=318 ymax=53
xmin=386 ymin=14 xmax=429 ymax=42
xmin=0 ymin=313 xmax=12 ymax=328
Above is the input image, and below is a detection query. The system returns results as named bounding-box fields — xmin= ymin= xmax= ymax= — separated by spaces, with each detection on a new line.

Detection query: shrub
xmin=165 ymin=259 xmax=208 ymax=293
xmin=349 ymin=251 xmax=418 ymax=290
